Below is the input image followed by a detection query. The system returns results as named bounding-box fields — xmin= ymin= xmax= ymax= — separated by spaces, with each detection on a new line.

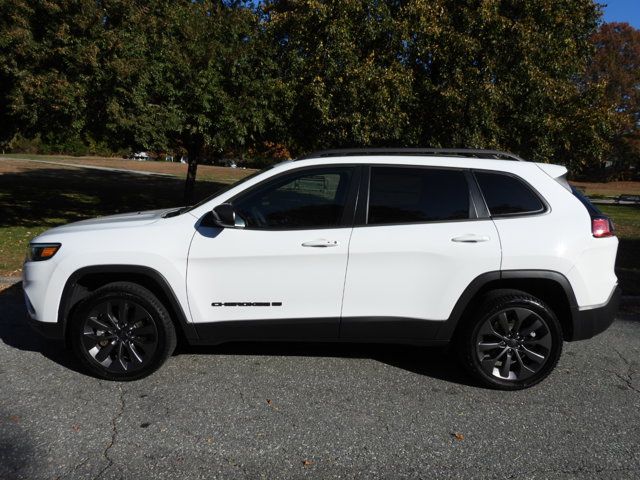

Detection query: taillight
xmin=592 ymin=217 xmax=614 ymax=238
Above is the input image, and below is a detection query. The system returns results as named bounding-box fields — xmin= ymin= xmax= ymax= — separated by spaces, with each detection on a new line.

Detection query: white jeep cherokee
xmin=23 ymin=149 xmax=620 ymax=389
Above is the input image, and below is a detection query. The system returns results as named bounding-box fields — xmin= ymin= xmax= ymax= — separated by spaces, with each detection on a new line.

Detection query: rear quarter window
xmin=475 ymin=171 xmax=545 ymax=216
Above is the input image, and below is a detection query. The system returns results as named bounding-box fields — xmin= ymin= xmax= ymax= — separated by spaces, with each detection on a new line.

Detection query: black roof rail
xmin=296 ymin=148 xmax=527 ymax=162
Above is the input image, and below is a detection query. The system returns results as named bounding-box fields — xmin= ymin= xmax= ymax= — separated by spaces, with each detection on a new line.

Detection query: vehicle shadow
xmin=0 ymin=282 xmax=84 ymax=375
xmin=0 ymin=166 xmax=228 ymax=230
xmin=1 ymin=282 xmax=477 ymax=387
xmin=179 ymin=341 xmax=477 ymax=387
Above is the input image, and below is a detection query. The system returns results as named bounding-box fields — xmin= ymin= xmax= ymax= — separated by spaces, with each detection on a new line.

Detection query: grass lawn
xmin=0 ymin=157 xmax=251 ymax=277
xmin=0 ymin=153 xmax=254 ymax=184
xmin=571 ymin=180 xmax=640 ymax=198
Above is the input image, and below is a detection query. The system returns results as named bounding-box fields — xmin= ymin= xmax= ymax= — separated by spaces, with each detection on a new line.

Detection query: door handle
xmin=301 ymin=239 xmax=339 ymax=248
xmin=451 ymin=234 xmax=490 ymax=243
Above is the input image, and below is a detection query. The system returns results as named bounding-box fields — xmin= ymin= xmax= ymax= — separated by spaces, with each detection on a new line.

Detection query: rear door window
xmin=368 ymin=167 xmax=470 ymax=224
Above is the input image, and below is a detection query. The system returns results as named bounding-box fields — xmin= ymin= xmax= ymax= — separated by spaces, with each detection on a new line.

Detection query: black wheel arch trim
xmin=436 ymin=269 xmax=580 ymax=342
xmin=57 ymin=265 xmax=198 ymax=343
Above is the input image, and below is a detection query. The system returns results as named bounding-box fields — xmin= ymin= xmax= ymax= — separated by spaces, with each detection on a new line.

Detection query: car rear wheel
xmin=458 ymin=289 xmax=563 ymax=390
xmin=70 ymin=282 xmax=176 ymax=381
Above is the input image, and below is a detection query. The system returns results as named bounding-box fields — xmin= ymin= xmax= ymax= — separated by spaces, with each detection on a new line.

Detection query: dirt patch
xmin=0 ymin=155 xmax=254 ymax=183
xmin=571 ymin=181 xmax=640 ymax=197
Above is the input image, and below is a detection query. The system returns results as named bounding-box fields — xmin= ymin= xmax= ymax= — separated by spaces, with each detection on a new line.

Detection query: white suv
xmin=22 ymin=149 xmax=620 ymax=389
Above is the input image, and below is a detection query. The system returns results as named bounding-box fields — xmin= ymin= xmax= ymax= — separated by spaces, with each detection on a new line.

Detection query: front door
xmin=187 ymin=165 xmax=359 ymax=341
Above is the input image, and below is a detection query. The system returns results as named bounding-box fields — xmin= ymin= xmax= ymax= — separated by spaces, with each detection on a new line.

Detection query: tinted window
xmin=234 ymin=167 xmax=354 ymax=228
xmin=368 ymin=167 xmax=470 ymax=224
xmin=475 ymin=172 xmax=544 ymax=216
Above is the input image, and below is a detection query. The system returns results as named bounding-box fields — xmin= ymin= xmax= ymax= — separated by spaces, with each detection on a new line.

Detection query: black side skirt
xmin=192 ymin=317 xmax=445 ymax=346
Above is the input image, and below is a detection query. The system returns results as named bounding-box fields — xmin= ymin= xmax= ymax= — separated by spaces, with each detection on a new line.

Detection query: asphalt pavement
xmin=1 ymin=282 xmax=639 ymax=479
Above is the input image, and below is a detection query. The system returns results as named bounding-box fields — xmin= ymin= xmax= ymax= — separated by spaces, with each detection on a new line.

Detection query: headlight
xmin=26 ymin=243 xmax=61 ymax=262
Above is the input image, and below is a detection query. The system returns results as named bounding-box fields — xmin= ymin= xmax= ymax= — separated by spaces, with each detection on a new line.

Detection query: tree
xmin=0 ymin=0 xmax=104 ymax=152
xmin=266 ymin=0 xmax=615 ymax=173
xmin=97 ymin=0 xmax=279 ymax=202
xmin=587 ymin=22 xmax=640 ymax=178
xmin=0 ymin=0 xmax=623 ymax=182
xmin=264 ymin=0 xmax=416 ymax=154
xmin=399 ymin=0 xmax=615 ymax=172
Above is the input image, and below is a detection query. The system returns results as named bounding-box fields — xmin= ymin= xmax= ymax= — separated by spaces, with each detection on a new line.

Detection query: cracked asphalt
xmin=1 ymin=282 xmax=639 ymax=479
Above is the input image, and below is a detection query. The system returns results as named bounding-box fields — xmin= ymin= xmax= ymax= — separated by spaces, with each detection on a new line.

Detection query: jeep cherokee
xmin=22 ymin=148 xmax=620 ymax=389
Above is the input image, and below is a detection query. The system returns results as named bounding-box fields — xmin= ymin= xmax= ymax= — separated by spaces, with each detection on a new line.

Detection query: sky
xmin=600 ymin=0 xmax=640 ymax=28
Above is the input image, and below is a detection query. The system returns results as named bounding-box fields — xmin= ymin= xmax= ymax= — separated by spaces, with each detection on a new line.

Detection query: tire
xmin=457 ymin=289 xmax=563 ymax=390
xmin=69 ymin=282 xmax=177 ymax=381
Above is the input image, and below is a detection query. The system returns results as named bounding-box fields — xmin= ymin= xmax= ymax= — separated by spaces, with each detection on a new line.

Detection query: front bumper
xmin=24 ymin=289 xmax=64 ymax=340
xmin=569 ymin=286 xmax=621 ymax=341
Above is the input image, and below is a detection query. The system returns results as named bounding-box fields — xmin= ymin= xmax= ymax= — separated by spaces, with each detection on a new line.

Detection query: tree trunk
xmin=183 ymin=146 xmax=199 ymax=205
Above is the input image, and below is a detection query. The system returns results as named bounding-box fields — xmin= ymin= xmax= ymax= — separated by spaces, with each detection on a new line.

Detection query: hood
xmin=41 ymin=208 xmax=177 ymax=235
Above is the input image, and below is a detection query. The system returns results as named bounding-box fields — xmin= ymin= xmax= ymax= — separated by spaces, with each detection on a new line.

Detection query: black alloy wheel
xmin=458 ymin=289 xmax=563 ymax=390
xmin=70 ymin=282 xmax=176 ymax=381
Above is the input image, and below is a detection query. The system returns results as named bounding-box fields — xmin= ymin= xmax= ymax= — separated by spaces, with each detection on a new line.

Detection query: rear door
xmin=341 ymin=165 xmax=501 ymax=340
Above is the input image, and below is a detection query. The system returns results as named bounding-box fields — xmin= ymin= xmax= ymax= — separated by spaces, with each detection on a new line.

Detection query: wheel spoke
xmin=86 ymin=316 xmax=113 ymax=333
xmin=513 ymin=350 xmax=536 ymax=379
xmin=83 ymin=331 xmax=115 ymax=342
xmin=130 ymin=324 xmax=155 ymax=336
xmin=478 ymin=318 xmax=507 ymax=341
xmin=95 ymin=341 xmax=116 ymax=363
xmin=478 ymin=341 xmax=502 ymax=352
xmin=117 ymin=342 xmax=128 ymax=371
xmin=480 ymin=356 xmax=498 ymax=376
xmin=511 ymin=308 xmax=534 ymax=334
xmin=500 ymin=351 xmax=513 ymax=378
xmin=521 ymin=346 xmax=546 ymax=364
xmin=519 ymin=318 xmax=543 ymax=338
xmin=497 ymin=311 xmax=511 ymax=336
xmin=525 ymin=330 xmax=552 ymax=350
xmin=126 ymin=342 xmax=144 ymax=365
xmin=121 ymin=301 xmax=131 ymax=325
xmin=479 ymin=346 xmax=509 ymax=376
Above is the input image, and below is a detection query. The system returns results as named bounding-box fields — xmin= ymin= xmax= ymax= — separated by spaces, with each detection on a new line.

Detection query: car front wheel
xmin=69 ymin=282 xmax=177 ymax=381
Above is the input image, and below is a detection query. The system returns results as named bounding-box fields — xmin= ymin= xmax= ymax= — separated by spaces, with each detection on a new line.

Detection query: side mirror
xmin=211 ymin=203 xmax=245 ymax=228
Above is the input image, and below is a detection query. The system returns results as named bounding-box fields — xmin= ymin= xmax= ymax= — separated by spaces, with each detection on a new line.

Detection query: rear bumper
xmin=569 ymin=286 xmax=621 ymax=341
